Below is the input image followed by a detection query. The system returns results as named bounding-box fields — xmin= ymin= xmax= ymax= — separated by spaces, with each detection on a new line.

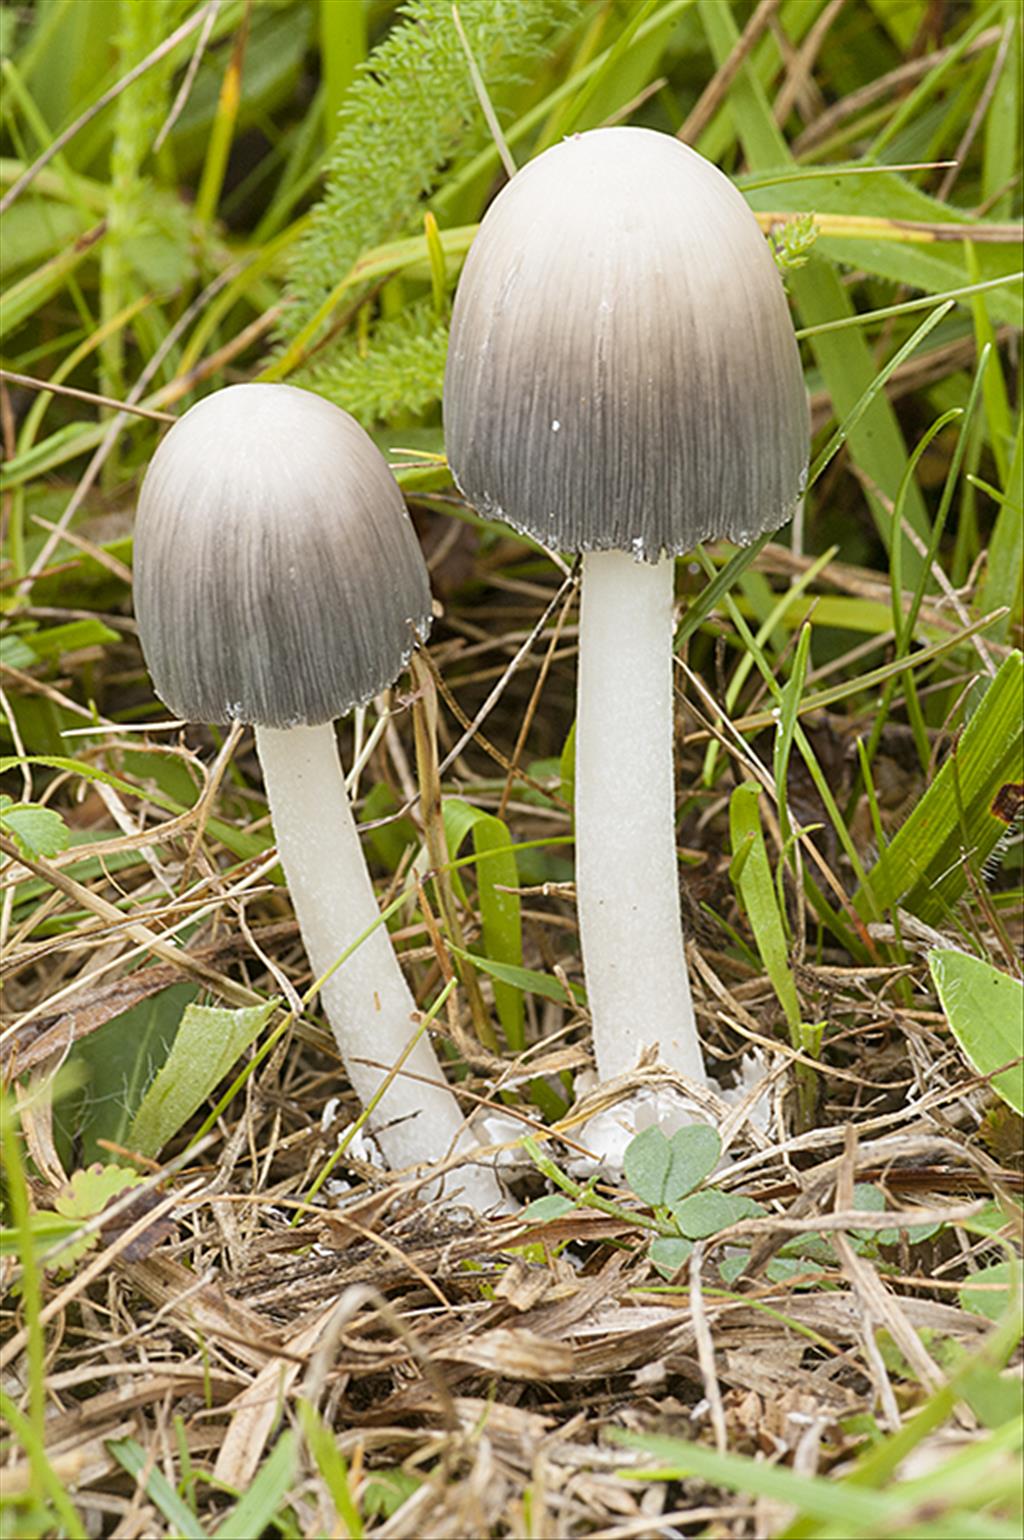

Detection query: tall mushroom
xmin=445 ymin=128 xmax=808 ymax=1111
xmin=134 ymin=382 xmax=503 ymax=1209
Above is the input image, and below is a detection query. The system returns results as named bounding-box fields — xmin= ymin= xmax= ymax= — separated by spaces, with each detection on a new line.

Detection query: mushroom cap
xmin=133 ymin=384 xmax=432 ymax=727
xmin=444 ymin=127 xmax=809 ymax=560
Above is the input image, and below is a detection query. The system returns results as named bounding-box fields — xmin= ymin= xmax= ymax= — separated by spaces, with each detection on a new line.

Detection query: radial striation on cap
xmin=445 ymin=127 xmax=809 ymax=560
xmin=133 ymin=384 xmax=432 ymax=728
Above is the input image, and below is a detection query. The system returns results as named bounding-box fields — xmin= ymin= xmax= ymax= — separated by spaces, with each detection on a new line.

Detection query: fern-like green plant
xmin=301 ymin=300 xmax=450 ymax=425
xmin=277 ymin=0 xmax=583 ymax=401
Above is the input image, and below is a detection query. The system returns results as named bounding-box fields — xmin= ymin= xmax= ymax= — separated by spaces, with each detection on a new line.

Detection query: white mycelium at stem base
xmin=256 ymin=724 xmax=503 ymax=1209
xmin=575 ymin=551 xmax=703 ymax=1085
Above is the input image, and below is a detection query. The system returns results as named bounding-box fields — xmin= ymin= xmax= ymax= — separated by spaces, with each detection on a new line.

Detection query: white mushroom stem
xmin=255 ymin=722 xmax=504 ymax=1210
xmin=575 ymin=550 xmax=706 ymax=1085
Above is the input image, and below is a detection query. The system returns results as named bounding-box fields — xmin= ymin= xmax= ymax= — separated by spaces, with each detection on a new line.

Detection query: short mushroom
xmin=134 ymin=382 xmax=504 ymax=1209
xmin=445 ymin=128 xmax=808 ymax=1113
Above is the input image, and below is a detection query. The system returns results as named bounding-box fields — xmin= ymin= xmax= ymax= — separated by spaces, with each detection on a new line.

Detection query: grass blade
xmin=855 ymin=651 xmax=1024 ymax=923
xmin=729 ymin=782 xmax=801 ymax=1038
xmin=107 ymin=1436 xmax=205 ymax=1539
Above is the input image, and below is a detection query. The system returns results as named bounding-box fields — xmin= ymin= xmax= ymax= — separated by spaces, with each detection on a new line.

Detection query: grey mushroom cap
xmin=444 ymin=127 xmax=809 ymax=560
xmin=133 ymin=383 xmax=432 ymax=728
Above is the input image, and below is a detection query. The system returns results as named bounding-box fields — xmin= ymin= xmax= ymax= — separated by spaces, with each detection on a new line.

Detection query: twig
xmin=678 ymin=0 xmax=780 ymax=145
xmin=689 ymin=1241 xmax=728 ymax=1454
xmin=0 ymin=370 xmax=176 ymax=424
xmin=153 ymin=0 xmax=222 ymax=153
xmin=772 ymin=0 xmax=846 ymax=126
xmin=938 ymin=18 xmax=1015 ymax=201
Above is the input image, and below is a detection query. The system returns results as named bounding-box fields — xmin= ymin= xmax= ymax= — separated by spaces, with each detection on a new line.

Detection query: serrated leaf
xmin=129 ymin=998 xmax=278 ymax=1157
xmin=623 ymin=1124 xmax=721 ymax=1209
xmin=55 ymin=1163 xmax=143 ymax=1222
xmin=929 ymin=950 xmax=1024 ymax=1115
xmin=49 ymin=1163 xmax=144 ymax=1270
xmin=281 ymin=0 xmax=583 ymax=345
xmin=671 ymin=1189 xmax=765 ymax=1240
xmin=0 ymin=795 xmax=71 ymax=859
xmin=300 ymin=301 xmax=450 ymax=426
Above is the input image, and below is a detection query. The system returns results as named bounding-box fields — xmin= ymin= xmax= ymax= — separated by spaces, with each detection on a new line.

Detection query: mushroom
xmin=444 ymin=128 xmax=808 ymax=1117
xmin=133 ymin=382 xmax=504 ymax=1209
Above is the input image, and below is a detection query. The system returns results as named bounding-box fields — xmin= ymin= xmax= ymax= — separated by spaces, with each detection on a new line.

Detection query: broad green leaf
xmin=0 ymin=631 xmax=36 ymax=668
xmin=622 ymin=1124 xmax=721 ymax=1208
xmin=0 ymin=795 xmax=70 ymax=859
xmin=129 ymin=998 xmax=278 ymax=1157
xmin=982 ymin=0 xmax=1020 ymax=222
xmin=851 ymin=1182 xmax=941 ymax=1245
xmin=649 ymin=1235 xmax=693 ymax=1279
xmin=671 ymin=1189 xmax=765 ymax=1240
xmin=360 ymin=780 xmax=418 ymax=875
xmin=623 ymin=1125 xmax=672 ymax=1206
xmin=742 ymin=173 xmax=1023 ymax=329
xmin=856 ymin=651 xmax=1024 ymax=924
xmin=521 ymin=1193 xmax=576 ymax=1222
xmin=957 ymin=1360 xmax=1024 ymax=1429
xmin=444 ymin=797 xmax=525 ymax=1051
xmin=362 ymin=1469 xmax=422 ymax=1520
xmin=929 ymin=950 xmax=1024 ymax=1114
xmin=728 ymin=782 xmax=802 ymax=1035
xmin=56 ymin=984 xmax=198 ymax=1168
xmin=0 ymin=621 xmax=122 ymax=668
xmin=959 ymin=1263 xmax=1014 ymax=1324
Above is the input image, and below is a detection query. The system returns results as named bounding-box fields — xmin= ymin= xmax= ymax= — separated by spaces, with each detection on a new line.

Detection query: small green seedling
xmin=521 ymin=1131 xmax=945 ymax=1286
xmin=521 ymin=1125 xmax=765 ymax=1280
xmin=622 ymin=1125 xmax=766 ymax=1278
xmin=0 ymin=1164 xmax=144 ymax=1274
xmin=0 ymin=795 xmax=70 ymax=860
